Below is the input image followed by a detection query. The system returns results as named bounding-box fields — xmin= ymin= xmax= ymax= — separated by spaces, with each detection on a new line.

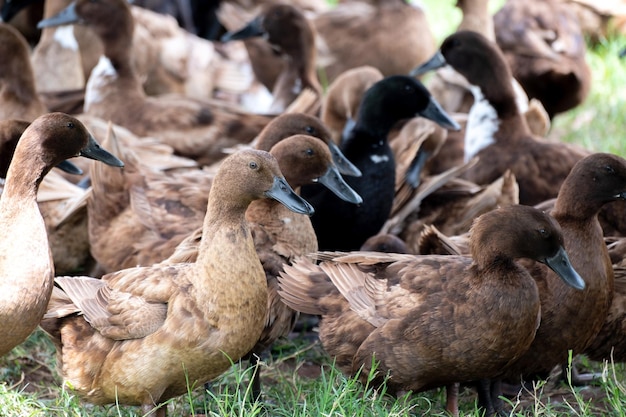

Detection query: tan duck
xmin=0 ymin=112 xmax=123 ymax=357
xmin=221 ymin=3 xmax=323 ymax=114
xmin=277 ymin=204 xmax=583 ymax=415
xmin=165 ymin=133 xmax=360 ymax=399
xmin=494 ymin=0 xmax=592 ymax=118
xmin=41 ymin=149 xmax=313 ymax=416
xmin=87 ymin=112 xmax=355 ymax=273
xmin=38 ymin=0 xmax=272 ymax=166
xmin=0 ymin=22 xmax=48 ymax=121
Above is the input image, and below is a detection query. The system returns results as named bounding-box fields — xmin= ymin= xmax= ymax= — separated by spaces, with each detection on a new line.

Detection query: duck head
xmin=221 ymin=4 xmax=313 ymax=57
xmin=270 ymin=134 xmax=362 ymax=205
xmin=223 ymin=149 xmax=315 ymax=216
xmin=28 ymin=113 xmax=124 ymax=171
xmin=354 ymin=75 xmax=460 ymax=139
xmin=412 ymin=31 xmax=518 ymax=117
xmin=471 ymin=205 xmax=585 ymax=290
xmin=256 ymin=113 xmax=361 ymax=177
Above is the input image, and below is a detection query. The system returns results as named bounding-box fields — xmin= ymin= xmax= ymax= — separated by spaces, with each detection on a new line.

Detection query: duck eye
xmin=305 ymin=148 xmax=314 ymax=156
xmin=605 ymin=165 xmax=615 ymax=174
xmin=249 ymin=161 xmax=258 ymax=170
xmin=538 ymin=228 xmax=548 ymax=238
xmin=403 ymin=84 xmax=415 ymax=94
xmin=304 ymin=126 xmax=315 ymax=134
xmin=67 ymin=122 xmax=75 ymax=129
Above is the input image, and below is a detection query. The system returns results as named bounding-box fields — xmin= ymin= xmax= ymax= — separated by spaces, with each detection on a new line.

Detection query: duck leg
xmin=445 ymin=382 xmax=459 ymax=417
xmin=476 ymin=379 xmax=505 ymax=417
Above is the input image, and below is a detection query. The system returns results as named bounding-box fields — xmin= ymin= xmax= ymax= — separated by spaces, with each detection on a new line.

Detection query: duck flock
xmin=0 ymin=0 xmax=625 ymax=415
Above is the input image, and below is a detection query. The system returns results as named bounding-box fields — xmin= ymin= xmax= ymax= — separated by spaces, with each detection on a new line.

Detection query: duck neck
xmin=271 ymin=25 xmax=321 ymax=112
xmin=1 ymin=147 xmax=46 ymax=206
xmin=196 ymin=190 xmax=261 ymax=284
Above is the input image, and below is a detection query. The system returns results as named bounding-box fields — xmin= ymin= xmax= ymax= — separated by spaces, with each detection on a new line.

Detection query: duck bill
xmin=543 ymin=246 xmax=585 ymax=290
xmin=405 ymin=149 xmax=431 ymax=189
xmin=327 ymin=142 xmax=361 ymax=177
xmin=410 ymin=51 xmax=447 ymax=77
xmin=419 ymin=97 xmax=461 ymax=131
xmin=220 ymin=16 xmax=265 ymax=42
xmin=56 ymin=160 xmax=83 ymax=175
xmin=79 ymin=134 xmax=125 ymax=167
xmin=37 ymin=1 xmax=78 ymax=28
xmin=266 ymin=176 xmax=315 ymax=216
xmin=317 ymin=165 xmax=363 ymax=205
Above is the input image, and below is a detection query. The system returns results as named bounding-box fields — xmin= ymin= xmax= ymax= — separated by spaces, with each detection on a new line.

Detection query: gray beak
xmin=265 ymin=176 xmax=315 ymax=216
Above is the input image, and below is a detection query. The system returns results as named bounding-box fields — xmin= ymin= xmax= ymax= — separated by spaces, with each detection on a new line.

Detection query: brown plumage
xmin=494 ymin=0 xmax=592 ymax=118
xmin=278 ymin=205 xmax=583 ymax=416
xmin=38 ymin=0 xmax=272 ymax=166
xmin=0 ymin=112 xmax=123 ymax=357
xmin=41 ymin=149 xmax=313 ymax=417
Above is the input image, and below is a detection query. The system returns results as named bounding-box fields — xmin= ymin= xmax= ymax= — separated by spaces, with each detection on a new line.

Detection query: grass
xmin=2 ymin=1 xmax=625 ymax=416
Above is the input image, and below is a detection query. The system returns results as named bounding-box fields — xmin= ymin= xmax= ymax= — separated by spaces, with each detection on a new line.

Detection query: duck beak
xmin=220 ymin=16 xmax=265 ymax=42
xmin=405 ymin=149 xmax=432 ymax=189
xmin=543 ymin=246 xmax=585 ymax=290
xmin=79 ymin=134 xmax=125 ymax=167
xmin=419 ymin=97 xmax=461 ymax=131
xmin=327 ymin=142 xmax=361 ymax=177
xmin=316 ymin=165 xmax=362 ymax=205
xmin=410 ymin=51 xmax=447 ymax=77
xmin=37 ymin=1 xmax=79 ymax=29
xmin=56 ymin=160 xmax=83 ymax=175
xmin=266 ymin=176 xmax=315 ymax=216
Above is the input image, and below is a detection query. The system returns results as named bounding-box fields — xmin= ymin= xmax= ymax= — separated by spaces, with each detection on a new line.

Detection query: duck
xmin=0 ymin=22 xmax=48 ymax=121
xmin=493 ymin=0 xmax=592 ymax=118
xmin=87 ymin=112 xmax=356 ymax=273
xmin=277 ymin=204 xmax=584 ymax=416
xmin=40 ymin=149 xmax=313 ymax=417
xmin=37 ymin=0 xmax=272 ymax=166
xmin=0 ymin=112 xmax=123 ymax=357
xmin=165 ymin=133 xmax=361 ymax=399
xmin=416 ymin=153 xmax=626 ymax=414
xmin=413 ymin=30 xmax=590 ymax=206
xmin=220 ymin=3 xmax=323 ymax=115
xmin=300 ymin=74 xmax=459 ymax=251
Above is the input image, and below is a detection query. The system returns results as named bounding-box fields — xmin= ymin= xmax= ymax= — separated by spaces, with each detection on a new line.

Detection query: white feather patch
xmin=85 ymin=56 xmax=118 ymax=111
xmin=53 ymin=25 xmax=79 ymax=51
xmin=464 ymin=85 xmax=499 ymax=162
